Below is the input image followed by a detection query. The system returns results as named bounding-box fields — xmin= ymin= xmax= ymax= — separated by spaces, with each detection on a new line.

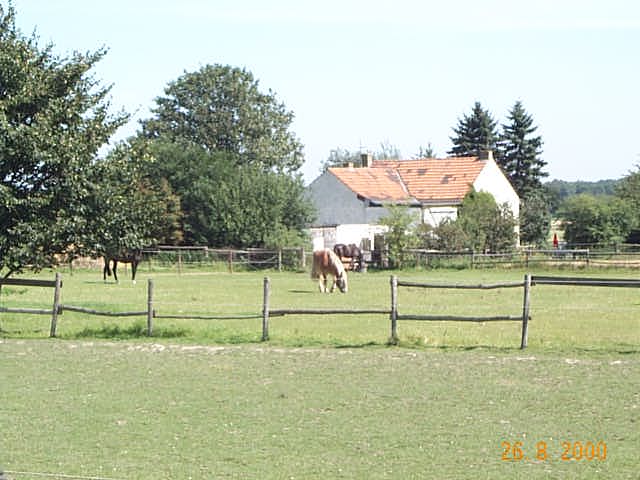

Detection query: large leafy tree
xmin=497 ymin=101 xmax=546 ymax=195
xmin=140 ymin=64 xmax=303 ymax=173
xmin=560 ymin=194 xmax=634 ymax=246
xmin=146 ymin=141 xmax=313 ymax=248
xmin=448 ymin=102 xmax=498 ymax=157
xmin=0 ymin=5 xmax=127 ymax=277
xmin=81 ymin=141 xmax=183 ymax=260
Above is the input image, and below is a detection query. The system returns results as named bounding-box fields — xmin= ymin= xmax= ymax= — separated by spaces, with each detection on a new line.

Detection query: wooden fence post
xmin=228 ymin=250 xmax=233 ymax=274
xmin=520 ymin=273 xmax=532 ymax=349
xmin=390 ymin=275 xmax=398 ymax=345
xmin=278 ymin=249 xmax=282 ymax=272
xmin=262 ymin=277 xmax=270 ymax=341
xmin=300 ymin=248 xmax=305 ymax=269
xmin=147 ymin=278 xmax=154 ymax=336
xmin=49 ymin=272 xmax=62 ymax=338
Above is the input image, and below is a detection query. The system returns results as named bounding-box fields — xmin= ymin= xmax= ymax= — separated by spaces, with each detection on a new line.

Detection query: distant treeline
xmin=544 ymin=178 xmax=620 ymax=203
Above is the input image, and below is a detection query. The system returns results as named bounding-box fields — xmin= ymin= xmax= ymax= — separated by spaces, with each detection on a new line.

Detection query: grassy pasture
xmin=1 ymin=267 xmax=638 ymax=478
xmin=1 ymin=341 xmax=638 ymax=479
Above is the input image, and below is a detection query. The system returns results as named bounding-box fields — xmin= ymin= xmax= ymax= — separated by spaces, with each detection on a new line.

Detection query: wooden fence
xmin=0 ymin=274 xmax=63 ymax=338
xmin=389 ymin=275 xmax=533 ymax=348
xmin=2 ymin=274 xmax=639 ymax=347
xmin=143 ymin=246 xmax=306 ymax=273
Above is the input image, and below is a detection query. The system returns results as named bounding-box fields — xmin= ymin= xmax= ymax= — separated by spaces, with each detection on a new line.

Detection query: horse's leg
xmin=131 ymin=260 xmax=138 ymax=284
xmin=113 ymin=260 xmax=119 ymax=283
xmin=103 ymin=259 xmax=109 ymax=281
xmin=329 ymin=275 xmax=337 ymax=293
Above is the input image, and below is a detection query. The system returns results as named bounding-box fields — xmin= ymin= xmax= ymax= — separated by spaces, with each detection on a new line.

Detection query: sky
xmin=9 ymin=0 xmax=640 ymax=185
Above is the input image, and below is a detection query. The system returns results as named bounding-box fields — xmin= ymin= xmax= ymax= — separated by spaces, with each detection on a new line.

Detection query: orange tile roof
xmin=328 ymin=165 xmax=415 ymax=203
xmin=329 ymin=156 xmax=487 ymax=204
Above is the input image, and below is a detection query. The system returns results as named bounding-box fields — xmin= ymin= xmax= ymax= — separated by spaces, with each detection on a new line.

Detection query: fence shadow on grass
xmin=74 ymin=322 xmax=190 ymax=340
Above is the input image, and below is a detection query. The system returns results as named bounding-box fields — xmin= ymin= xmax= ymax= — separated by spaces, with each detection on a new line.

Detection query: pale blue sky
xmin=10 ymin=0 xmax=640 ymax=184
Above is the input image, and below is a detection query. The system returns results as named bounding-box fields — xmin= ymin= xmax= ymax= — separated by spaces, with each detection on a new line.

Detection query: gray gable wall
xmin=307 ymin=171 xmax=394 ymax=226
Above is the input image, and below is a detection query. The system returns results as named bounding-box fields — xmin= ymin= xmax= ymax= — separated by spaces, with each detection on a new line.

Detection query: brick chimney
xmin=361 ymin=153 xmax=373 ymax=167
xmin=479 ymin=149 xmax=494 ymax=161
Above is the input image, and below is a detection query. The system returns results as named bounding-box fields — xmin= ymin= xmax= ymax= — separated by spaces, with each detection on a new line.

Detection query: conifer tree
xmin=448 ymin=102 xmax=498 ymax=157
xmin=497 ymin=101 xmax=546 ymax=196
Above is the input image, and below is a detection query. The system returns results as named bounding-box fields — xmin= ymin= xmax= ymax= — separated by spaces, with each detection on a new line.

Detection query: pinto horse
xmin=333 ymin=243 xmax=363 ymax=271
xmin=103 ymin=250 xmax=142 ymax=284
xmin=311 ymin=249 xmax=348 ymax=293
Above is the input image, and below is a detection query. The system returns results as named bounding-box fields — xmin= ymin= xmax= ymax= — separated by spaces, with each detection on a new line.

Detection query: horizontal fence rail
xmin=397 ymin=280 xmax=524 ymax=289
xmin=0 ymin=278 xmax=61 ymax=288
xmin=532 ymin=276 xmax=640 ymax=287
xmin=62 ymin=305 xmax=148 ymax=317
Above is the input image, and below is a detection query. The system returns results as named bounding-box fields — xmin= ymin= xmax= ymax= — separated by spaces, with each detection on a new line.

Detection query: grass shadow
xmin=74 ymin=322 xmax=190 ymax=340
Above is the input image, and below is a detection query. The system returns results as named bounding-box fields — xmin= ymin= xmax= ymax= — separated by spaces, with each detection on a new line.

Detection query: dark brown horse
xmin=333 ymin=243 xmax=363 ymax=271
xmin=311 ymin=249 xmax=348 ymax=293
xmin=103 ymin=250 xmax=142 ymax=284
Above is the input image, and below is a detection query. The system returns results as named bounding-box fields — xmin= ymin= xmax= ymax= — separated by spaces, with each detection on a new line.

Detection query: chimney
xmin=361 ymin=153 xmax=373 ymax=167
xmin=479 ymin=149 xmax=494 ymax=161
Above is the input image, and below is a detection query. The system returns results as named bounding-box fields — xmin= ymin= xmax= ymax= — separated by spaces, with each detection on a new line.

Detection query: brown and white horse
xmin=311 ymin=249 xmax=348 ymax=293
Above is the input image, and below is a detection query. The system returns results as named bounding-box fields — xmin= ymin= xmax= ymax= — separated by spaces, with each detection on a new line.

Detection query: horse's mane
xmin=327 ymin=249 xmax=345 ymax=276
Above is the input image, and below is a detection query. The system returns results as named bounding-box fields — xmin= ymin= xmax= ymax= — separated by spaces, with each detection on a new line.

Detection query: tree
xmin=560 ymin=194 xmax=635 ymax=246
xmin=81 ymin=141 xmax=183 ymax=260
xmin=0 ymin=5 xmax=127 ymax=278
xmin=615 ymin=164 xmax=640 ymax=215
xmin=320 ymin=141 xmax=402 ymax=171
xmin=320 ymin=147 xmax=363 ymax=171
xmin=452 ymin=190 xmax=517 ymax=252
xmin=519 ymin=189 xmax=552 ymax=247
xmin=140 ymin=64 xmax=303 ymax=173
xmin=448 ymin=102 xmax=498 ymax=157
xmin=414 ymin=142 xmax=436 ymax=159
xmin=378 ymin=205 xmax=420 ymax=269
xmin=146 ymin=141 xmax=313 ymax=248
xmin=497 ymin=101 xmax=546 ymax=195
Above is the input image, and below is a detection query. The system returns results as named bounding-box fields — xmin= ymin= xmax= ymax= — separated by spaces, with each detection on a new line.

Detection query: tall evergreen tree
xmin=497 ymin=101 xmax=546 ymax=195
xmin=448 ymin=102 xmax=498 ymax=157
xmin=498 ymin=102 xmax=549 ymax=245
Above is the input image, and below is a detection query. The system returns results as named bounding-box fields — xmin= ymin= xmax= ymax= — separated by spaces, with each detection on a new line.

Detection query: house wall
xmin=422 ymin=206 xmax=458 ymax=227
xmin=473 ymin=159 xmax=520 ymax=218
xmin=307 ymin=171 xmax=395 ymax=225
xmin=473 ymin=159 xmax=521 ymax=245
xmin=307 ymin=171 xmax=393 ymax=249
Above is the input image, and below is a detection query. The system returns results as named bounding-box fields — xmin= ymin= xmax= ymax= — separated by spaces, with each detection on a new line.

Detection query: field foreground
xmin=1 ymin=339 xmax=638 ymax=479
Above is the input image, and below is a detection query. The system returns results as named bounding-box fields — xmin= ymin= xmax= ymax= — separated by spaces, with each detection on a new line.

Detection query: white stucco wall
xmin=473 ymin=160 xmax=520 ymax=218
xmin=422 ymin=206 xmax=458 ymax=227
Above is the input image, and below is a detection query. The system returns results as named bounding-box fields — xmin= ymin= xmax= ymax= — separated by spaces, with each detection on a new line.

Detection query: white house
xmin=307 ymin=151 xmax=519 ymax=251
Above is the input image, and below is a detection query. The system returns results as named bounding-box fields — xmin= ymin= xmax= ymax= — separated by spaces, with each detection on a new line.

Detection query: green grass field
xmin=1 ymin=266 xmax=639 ymax=479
